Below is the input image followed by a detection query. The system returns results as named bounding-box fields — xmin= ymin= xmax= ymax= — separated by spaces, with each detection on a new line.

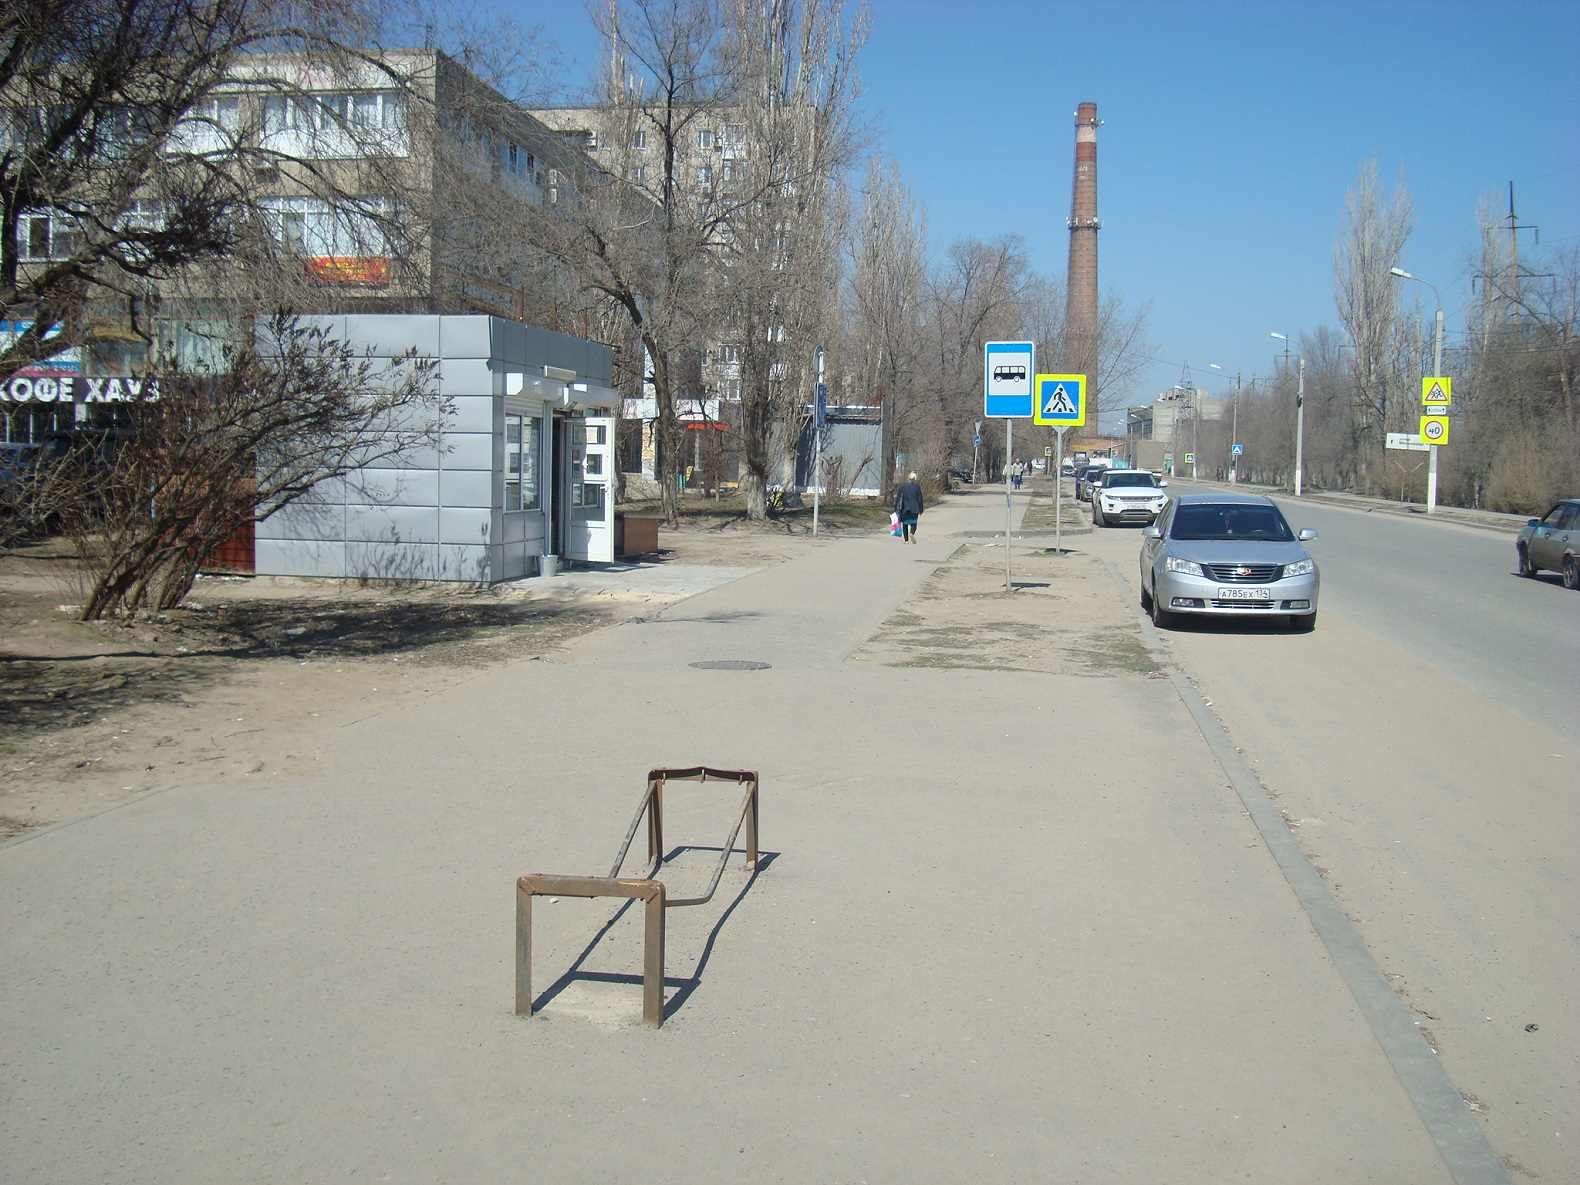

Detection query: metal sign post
xmin=1054 ymin=426 xmax=1068 ymax=554
xmin=984 ymin=342 xmax=1035 ymax=594
xmin=1034 ymin=374 xmax=1086 ymax=562
xmin=1004 ymin=419 xmax=1014 ymax=590
xmin=1421 ymin=376 xmax=1450 ymax=515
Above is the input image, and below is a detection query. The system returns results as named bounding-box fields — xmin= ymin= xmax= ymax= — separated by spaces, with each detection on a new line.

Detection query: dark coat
xmin=894 ymin=481 xmax=924 ymax=519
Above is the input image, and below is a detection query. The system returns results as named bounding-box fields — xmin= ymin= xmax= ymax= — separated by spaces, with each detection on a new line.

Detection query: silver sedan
xmin=1139 ymin=493 xmax=1320 ymax=632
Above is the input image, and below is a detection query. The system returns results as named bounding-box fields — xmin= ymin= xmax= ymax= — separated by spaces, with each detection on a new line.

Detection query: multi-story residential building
xmin=5 ymin=48 xmax=593 ymax=443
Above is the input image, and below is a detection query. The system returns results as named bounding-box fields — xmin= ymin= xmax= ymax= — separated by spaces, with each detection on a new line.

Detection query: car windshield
xmin=1170 ymin=503 xmax=1294 ymax=541
xmin=1103 ymin=473 xmax=1156 ymax=488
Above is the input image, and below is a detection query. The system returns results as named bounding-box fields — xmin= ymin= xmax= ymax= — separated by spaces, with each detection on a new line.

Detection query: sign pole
xmin=1005 ymin=419 xmax=1013 ymax=591
xmin=1055 ymin=427 xmax=1067 ymax=555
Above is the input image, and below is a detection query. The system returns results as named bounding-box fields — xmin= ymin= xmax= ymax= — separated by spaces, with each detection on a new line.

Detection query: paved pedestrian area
xmin=2 ymin=487 xmax=1462 ymax=1182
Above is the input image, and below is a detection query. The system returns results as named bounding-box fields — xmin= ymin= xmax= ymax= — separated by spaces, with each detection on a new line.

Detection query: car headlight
xmin=1282 ymin=558 xmax=1315 ymax=578
xmin=1164 ymin=556 xmax=1205 ymax=577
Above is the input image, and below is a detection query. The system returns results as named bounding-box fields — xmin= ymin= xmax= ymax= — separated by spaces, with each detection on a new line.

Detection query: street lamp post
xmin=1271 ymin=333 xmax=1303 ymax=495
xmin=1389 ymin=266 xmax=1444 ymax=514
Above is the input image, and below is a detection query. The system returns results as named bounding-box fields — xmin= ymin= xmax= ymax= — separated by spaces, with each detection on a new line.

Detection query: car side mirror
xmin=1298 ymin=528 xmax=1318 ymax=541
xmin=1159 ymin=481 xmax=1169 ymax=488
xmin=1528 ymin=518 xmax=1539 ymax=527
xmin=1141 ymin=524 xmax=1162 ymax=539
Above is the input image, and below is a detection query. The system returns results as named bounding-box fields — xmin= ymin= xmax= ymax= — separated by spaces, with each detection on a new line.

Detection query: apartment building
xmin=5 ymin=48 xmax=591 ymax=438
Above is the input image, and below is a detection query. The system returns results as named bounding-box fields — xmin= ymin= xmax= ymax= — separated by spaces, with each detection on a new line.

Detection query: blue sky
xmin=516 ymin=0 xmax=1580 ymax=431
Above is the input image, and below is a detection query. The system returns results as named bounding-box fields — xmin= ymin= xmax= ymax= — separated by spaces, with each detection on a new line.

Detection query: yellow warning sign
xmin=1420 ymin=415 xmax=1449 ymax=446
xmin=1422 ymin=376 xmax=1451 ymax=406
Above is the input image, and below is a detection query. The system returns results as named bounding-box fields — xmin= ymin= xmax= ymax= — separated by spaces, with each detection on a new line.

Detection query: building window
xmin=631 ymin=130 xmax=647 ymax=150
xmin=632 ymin=165 xmax=646 ymax=184
xmin=697 ymin=128 xmax=713 ymax=150
xmin=261 ymin=90 xmax=408 ymax=158
xmin=505 ymin=413 xmax=541 ymax=511
xmin=18 ymin=210 xmax=82 ymax=261
xmin=260 ymin=195 xmax=395 ymax=276
xmin=696 ymin=164 xmax=712 ymax=185
xmin=722 ymin=123 xmax=744 ymax=149
xmin=721 ymin=345 xmax=740 ymax=364
xmin=263 ymin=91 xmax=407 ymax=134
xmin=718 ymin=378 xmax=741 ymax=399
xmin=169 ymin=95 xmax=240 ymax=155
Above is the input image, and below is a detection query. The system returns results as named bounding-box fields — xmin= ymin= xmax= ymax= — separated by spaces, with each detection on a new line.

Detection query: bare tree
xmin=1333 ymin=159 xmax=1414 ymax=480
xmin=712 ymin=0 xmax=866 ymax=520
xmin=522 ymin=0 xmax=734 ymax=526
xmin=847 ymin=156 xmax=927 ymax=487
xmin=65 ymin=315 xmax=440 ymax=619
xmin=918 ymin=235 xmax=1029 ymax=478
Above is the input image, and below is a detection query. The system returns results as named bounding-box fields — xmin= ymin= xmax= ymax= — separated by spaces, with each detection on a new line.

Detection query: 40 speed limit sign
xmin=1419 ymin=415 xmax=1450 ymax=446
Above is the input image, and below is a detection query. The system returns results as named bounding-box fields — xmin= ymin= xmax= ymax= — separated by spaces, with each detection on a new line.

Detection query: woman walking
xmin=894 ymin=471 xmax=924 ymax=544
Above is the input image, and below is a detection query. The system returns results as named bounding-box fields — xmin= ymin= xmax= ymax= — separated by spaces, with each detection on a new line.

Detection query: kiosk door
xmin=564 ymin=415 xmax=615 ymax=563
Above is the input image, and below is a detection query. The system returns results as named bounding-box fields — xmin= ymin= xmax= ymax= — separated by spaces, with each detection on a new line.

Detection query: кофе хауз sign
xmin=0 ymin=376 xmax=159 ymax=403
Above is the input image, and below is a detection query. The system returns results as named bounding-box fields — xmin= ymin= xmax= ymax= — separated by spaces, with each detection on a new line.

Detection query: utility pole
xmin=1390 ymin=267 xmax=1445 ymax=513
xmin=1294 ymin=357 xmax=1305 ymax=497
xmin=812 ymin=347 xmax=825 ymax=536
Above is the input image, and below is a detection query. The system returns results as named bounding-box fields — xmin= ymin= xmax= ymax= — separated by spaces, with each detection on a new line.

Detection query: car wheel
xmin=1092 ymin=505 xmax=1104 ymax=527
xmin=1150 ymin=590 xmax=1173 ymax=630
xmin=1139 ymin=577 xmax=1153 ymax=611
xmin=1291 ymin=609 xmax=1317 ymax=633
xmin=1518 ymin=546 xmax=1537 ymax=578
xmin=1565 ymin=555 xmax=1580 ymax=591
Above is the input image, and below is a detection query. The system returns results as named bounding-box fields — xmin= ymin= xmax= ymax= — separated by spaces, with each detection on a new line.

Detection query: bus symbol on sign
xmin=992 ymin=365 xmax=1027 ymax=384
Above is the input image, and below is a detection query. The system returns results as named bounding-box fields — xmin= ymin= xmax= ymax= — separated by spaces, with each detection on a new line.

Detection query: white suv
xmin=1092 ymin=469 xmax=1168 ymax=527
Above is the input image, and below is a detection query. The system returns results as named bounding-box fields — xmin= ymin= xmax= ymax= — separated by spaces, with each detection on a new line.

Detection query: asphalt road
xmin=1169 ymin=481 xmax=1576 ymax=739
xmin=1094 ymin=480 xmax=1576 ymax=1182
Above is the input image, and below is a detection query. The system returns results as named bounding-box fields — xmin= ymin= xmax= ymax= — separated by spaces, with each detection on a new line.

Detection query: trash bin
xmin=539 ymin=554 xmax=558 ymax=578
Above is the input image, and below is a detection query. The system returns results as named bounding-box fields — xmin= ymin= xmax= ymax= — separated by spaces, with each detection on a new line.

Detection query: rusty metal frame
xmin=516 ymin=767 xmax=759 ymax=1027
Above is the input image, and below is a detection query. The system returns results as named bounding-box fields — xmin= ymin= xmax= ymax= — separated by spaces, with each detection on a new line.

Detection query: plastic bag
xmin=890 ymin=512 xmax=902 ymax=537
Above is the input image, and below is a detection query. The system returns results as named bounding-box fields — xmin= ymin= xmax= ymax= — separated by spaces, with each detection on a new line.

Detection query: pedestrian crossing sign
xmin=1033 ymin=373 xmax=1086 ymax=426
xmin=1422 ymin=377 xmax=1451 ymax=406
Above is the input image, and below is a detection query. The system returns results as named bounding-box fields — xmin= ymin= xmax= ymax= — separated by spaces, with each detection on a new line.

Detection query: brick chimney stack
xmin=1066 ymin=102 xmax=1101 ymax=431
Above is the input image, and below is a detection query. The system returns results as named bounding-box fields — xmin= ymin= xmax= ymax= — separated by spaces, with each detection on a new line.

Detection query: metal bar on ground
xmin=517 ymin=767 xmax=761 ymax=1028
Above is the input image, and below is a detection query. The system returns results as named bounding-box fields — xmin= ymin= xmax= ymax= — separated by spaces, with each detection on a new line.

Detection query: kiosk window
xmin=505 ymin=413 xmax=540 ymax=511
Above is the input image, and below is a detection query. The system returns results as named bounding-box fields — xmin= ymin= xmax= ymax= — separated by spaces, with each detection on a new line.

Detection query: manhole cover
xmin=689 ymin=660 xmax=771 ymax=670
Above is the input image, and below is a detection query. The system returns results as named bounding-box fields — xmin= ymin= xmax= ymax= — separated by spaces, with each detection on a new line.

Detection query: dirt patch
xmin=851 ymin=541 xmax=1161 ymax=679
xmin=0 ymin=519 xmax=826 ymax=837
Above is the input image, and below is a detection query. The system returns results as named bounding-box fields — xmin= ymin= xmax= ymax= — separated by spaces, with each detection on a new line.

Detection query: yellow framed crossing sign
xmin=1033 ymin=374 xmax=1086 ymax=426
xmin=1420 ymin=415 xmax=1449 ymax=446
xmin=1422 ymin=376 xmax=1451 ymax=406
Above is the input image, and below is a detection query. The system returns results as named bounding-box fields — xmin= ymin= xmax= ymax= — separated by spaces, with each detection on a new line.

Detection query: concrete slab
xmin=0 ymin=487 xmax=1459 ymax=1182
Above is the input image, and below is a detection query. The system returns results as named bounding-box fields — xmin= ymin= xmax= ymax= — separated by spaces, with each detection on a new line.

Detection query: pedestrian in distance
xmin=894 ymin=471 xmax=924 ymax=544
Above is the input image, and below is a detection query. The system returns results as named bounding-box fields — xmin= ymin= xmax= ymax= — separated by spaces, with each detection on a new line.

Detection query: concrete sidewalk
xmin=3 ymin=486 xmax=1459 ymax=1182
